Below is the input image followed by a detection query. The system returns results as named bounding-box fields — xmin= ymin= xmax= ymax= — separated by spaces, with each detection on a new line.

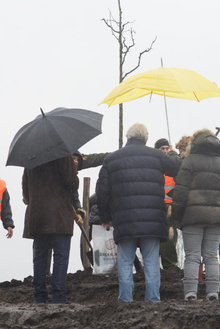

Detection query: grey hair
xmin=126 ymin=123 xmax=149 ymax=143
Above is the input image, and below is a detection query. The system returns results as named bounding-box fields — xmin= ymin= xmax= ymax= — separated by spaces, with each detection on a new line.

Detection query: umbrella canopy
xmin=6 ymin=107 xmax=103 ymax=169
xmin=101 ymin=67 xmax=220 ymax=106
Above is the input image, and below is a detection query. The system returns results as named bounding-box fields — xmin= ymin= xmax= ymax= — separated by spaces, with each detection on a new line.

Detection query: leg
xmin=202 ymin=226 xmax=220 ymax=299
xmin=51 ymin=234 xmax=71 ymax=304
xmin=46 ymin=249 xmax=52 ymax=276
xmin=160 ymin=215 xmax=177 ymax=268
xmin=182 ymin=226 xmax=203 ymax=299
xmin=140 ymin=237 xmax=160 ymax=302
xmin=117 ymin=238 xmax=137 ymax=302
xmin=160 ymin=239 xmax=177 ymax=268
xmin=33 ymin=235 xmax=51 ymax=303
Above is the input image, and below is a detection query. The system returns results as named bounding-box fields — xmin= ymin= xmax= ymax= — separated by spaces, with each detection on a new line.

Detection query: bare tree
xmin=102 ymin=0 xmax=157 ymax=148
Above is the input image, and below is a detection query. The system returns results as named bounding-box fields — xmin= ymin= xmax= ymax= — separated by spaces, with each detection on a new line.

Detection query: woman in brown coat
xmin=22 ymin=156 xmax=79 ymax=304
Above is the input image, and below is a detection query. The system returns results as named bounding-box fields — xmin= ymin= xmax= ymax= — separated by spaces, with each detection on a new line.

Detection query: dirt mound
xmin=0 ymin=266 xmax=219 ymax=328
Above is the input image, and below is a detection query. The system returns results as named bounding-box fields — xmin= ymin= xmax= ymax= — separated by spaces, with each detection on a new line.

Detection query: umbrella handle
xmin=215 ymin=127 xmax=220 ymax=136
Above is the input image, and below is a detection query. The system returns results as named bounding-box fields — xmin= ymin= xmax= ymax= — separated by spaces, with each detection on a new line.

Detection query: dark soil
xmin=0 ymin=266 xmax=219 ymax=329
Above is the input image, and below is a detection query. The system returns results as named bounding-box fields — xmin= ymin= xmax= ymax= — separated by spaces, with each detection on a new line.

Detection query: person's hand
xmin=169 ymin=227 xmax=174 ymax=240
xmin=102 ymin=222 xmax=112 ymax=231
xmin=76 ymin=214 xmax=83 ymax=227
xmin=6 ymin=227 xmax=13 ymax=239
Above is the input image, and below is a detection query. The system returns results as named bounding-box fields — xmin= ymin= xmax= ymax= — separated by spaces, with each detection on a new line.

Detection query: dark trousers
xmin=33 ymin=234 xmax=71 ymax=304
xmin=160 ymin=205 xmax=177 ymax=268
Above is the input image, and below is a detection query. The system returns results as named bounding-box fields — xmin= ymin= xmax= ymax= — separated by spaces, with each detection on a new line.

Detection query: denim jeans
xmin=117 ymin=237 xmax=160 ymax=302
xmin=182 ymin=225 xmax=220 ymax=298
xmin=33 ymin=234 xmax=71 ymax=304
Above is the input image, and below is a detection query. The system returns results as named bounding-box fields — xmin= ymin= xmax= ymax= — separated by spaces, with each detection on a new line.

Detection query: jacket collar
xmin=125 ymin=138 xmax=146 ymax=146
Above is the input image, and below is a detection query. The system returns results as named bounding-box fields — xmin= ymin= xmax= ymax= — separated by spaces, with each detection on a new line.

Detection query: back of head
xmin=175 ymin=136 xmax=191 ymax=158
xmin=154 ymin=138 xmax=169 ymax=149
xmin=190 ymin=129 xmax=220 ymax=155
xmin=126 ymin=123 xmax=149 ymax=143
xmin=175 ymin=136 xmax=191 ymax=150
xmin=192 ymin=129 xmax=214 ymax=143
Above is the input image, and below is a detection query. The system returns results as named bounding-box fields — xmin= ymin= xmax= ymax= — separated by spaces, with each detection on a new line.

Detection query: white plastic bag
xmin=176 ymin=229 xmax=185 ymax=270
xmin=92 ymin=225 xmax=117 ymax=275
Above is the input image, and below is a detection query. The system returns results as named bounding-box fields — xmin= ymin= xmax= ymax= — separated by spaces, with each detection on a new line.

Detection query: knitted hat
xmin=154 ymin=138 xmax=169 ymax=149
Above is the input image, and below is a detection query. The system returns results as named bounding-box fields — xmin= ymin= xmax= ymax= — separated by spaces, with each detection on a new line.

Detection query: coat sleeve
xmin=72 ymin=190 xmax=86 ymax=218
xmin=161 ymin=150 xmax=182 ymax=178
xmin=81 ymin=153 xmax=111 ymax=170
xmin=57 ymin=156 xmax=79 ymax=191
xmin=89 ymin=193 xmax=97 ymax=210
xmin=72 ymin=190 xmax=81 ymax=210
xmin=22 ymin=168 xmax=29 ymax=204
xmin=171 ymin=158 xmax=193 ymax=228
xmin=1 ymin=189 xmax=14 ymax=229
xmin=96 ymin=161 xmax=112 ymax=224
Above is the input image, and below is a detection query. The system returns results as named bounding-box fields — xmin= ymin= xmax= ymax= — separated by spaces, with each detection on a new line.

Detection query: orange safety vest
xmin=164 ymin=175 xmax=175 ymax=204
xmin=0 ymin=179 xmax=6 ymax=219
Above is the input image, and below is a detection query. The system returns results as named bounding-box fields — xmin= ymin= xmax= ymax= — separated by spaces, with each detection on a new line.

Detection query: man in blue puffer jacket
xmin=96 ymin=123 xmax=181 ymax=302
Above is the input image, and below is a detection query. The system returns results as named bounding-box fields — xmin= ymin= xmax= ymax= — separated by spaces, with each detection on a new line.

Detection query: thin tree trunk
xmin=81 ymin=177 xmax=91 ymax=269
xmin=118 ymin=0 xmax=123 ymax=148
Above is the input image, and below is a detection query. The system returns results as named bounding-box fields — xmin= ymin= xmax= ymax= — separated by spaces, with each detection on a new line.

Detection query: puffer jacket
xmin=89 ymin=193 xmax=100 ymax=225
xmin=172 ymin=131 xmax=220 ymax=229
xmin=22 ymin=156 xmax=79 ymax=236
xmin=96 ymin=138 xmax=181 ymax=243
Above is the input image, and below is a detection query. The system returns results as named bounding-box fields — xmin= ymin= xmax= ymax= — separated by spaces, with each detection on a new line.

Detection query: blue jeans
xmin=33 ymin=234 xmax=71 ymax=304
xmin=117 ymin=237 xmax=160 ymax=302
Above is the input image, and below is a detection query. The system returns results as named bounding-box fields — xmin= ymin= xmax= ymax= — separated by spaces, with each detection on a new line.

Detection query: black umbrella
xmin=6 ymin=107 xmax=103 ymax=169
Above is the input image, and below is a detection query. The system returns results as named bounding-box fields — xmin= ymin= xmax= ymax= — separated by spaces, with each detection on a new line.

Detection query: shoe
xmin=186 ymin=295 xmax=197 ymax=301
xmin=206 ymin=293 xmax=218 ymax=301
xmin=185 ymin=292 xmax=197 ymax=301
xmin=209 ymin=296 xmax=217 ymax=301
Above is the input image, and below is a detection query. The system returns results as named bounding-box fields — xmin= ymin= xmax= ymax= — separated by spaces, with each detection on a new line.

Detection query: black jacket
xmin=172 ymin=131 xmax=220 ymax=229
xmin=96 ymin=138 xmax=181 ymax=243
xmin=89 ymin=193 xmax=100 ymax=225
xmin=1 ymin=188 xmax=14 ymax=230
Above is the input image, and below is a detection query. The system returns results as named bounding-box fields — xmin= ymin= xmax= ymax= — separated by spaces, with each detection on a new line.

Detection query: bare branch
xmin=102 ymin=15 xmax=120 ymax=41
xmin=102 ymin=18 xmax=119 ymax=41
xmin=102 ymin=0 xmax=157 ymax=148
xmin=102 ymin=10 xmax=120 ymax=41
xmin=122 ymin=36 xmax=157 ymax=80
xmin=102 ymin=18 xmax=118 ymax=34
xmin=121 ymin=20 xmax=134 ymax=33
xmin=121 ymin=27 xmax=135 ymax=66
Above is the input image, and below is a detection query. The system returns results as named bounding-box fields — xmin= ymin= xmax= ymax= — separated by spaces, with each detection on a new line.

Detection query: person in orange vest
xmin=0 ymin=179 xmax=14 ymax=238
xmin=154 ymin=138 xmax=178 ymax=268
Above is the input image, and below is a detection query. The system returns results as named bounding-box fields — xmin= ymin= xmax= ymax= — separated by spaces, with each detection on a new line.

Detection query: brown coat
xmin=22 ymin=156 xmax=79 ymax=236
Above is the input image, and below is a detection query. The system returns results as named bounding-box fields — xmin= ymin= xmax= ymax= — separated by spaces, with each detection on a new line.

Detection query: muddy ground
xmin=0 ymin=266 xmax=219 ymax=329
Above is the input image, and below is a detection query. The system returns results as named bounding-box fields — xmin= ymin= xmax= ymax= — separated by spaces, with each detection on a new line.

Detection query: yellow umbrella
xmin=100 ymin=67 xmax=220 ymax=143
xmin=101 ymin=67 xmax=220 ymax=106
